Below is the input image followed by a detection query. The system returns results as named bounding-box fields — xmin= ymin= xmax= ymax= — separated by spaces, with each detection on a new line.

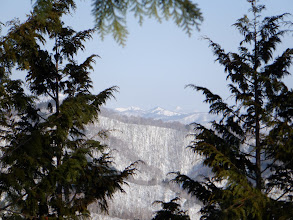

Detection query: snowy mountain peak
xmin=150 ymin=107 xmax=181 ymax=117
xmin=174 ymin=106 xmax=184 ymax=113
xmin=150 ymin=107 xmax=164 ymax=112
xmin=115 ymin=106 xmax=144 ymax=112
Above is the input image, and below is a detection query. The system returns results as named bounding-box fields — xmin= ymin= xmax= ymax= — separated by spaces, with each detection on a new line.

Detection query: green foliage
xmin=91 ymin=0 xmax=203 ymax=45
xmin=32 ymin=0 xmax=203 ymax=46
xmin=0 ymin=1 xmax=136 ymax=219
xmin=152 ymin=197 xmax=191 ymax=220
xmin=173 ymin=1 xmax=293 ymax=219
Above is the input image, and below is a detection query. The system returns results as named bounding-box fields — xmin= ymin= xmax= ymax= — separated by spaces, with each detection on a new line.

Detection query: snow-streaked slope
xmin=86 ymin=112 xmax=204 ymax=220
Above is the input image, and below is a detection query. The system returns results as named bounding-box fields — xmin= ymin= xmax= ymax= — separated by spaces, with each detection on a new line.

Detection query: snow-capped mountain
xmin=148 ymin=107 xmax=182 ymax=117
xmin=114 ymin=106 xmax=146 ymax=117
xmin=114 ymin=106 xmax=218 ymax=125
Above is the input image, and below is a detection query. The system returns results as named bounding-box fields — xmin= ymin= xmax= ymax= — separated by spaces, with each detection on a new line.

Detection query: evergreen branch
xmin=261 ymin=158 xmax=277 ymax=175
xmin=186 ymin=84 xmax=247 ymax=123
xmin=92 ymin=0 xmax=202 ymax=46
xmin=46 ymin=91 xmax=55 ymax=100
xmin=171 ymin=172 xmax=212 ymax=204
xmin=276 ymin=185 xmax=293 ymax=201
xmin=0 ymin=137 xmax=33 ymax=160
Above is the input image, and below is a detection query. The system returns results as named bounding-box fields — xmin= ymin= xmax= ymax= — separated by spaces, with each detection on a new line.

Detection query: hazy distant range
xmin=107 ymin=106 xmax=218 ymax=125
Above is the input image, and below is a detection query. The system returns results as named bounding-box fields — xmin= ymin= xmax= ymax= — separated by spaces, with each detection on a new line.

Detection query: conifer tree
xmin=173 ymin=0 xmax=293 ymax=219
xmin=0 ymin=1 xmax=136 ymax=218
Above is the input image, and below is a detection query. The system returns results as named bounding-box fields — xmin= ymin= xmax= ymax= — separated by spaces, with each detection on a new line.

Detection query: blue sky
xmin=1 ymin=0 xmax=293 ymax=113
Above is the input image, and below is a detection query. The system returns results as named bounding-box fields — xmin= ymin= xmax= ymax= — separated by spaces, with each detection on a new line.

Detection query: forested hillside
xmin=87 ymin=109 xmax=204 ymax=219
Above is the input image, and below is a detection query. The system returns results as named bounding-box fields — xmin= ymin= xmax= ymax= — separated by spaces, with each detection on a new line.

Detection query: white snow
xmin=115 ymin=106 xmax=144 ymax=112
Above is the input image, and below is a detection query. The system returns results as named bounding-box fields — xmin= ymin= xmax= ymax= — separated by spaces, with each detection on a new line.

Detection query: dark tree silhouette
xmin=0 ymin=1 xmax=136 ymax=218
xmin=152 ymin=197 xmax=190 ymax=220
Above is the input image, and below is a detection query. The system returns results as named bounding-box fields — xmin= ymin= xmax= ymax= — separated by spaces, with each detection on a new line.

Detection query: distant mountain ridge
xmin=113 ymin=106 xmax=219 ymax=125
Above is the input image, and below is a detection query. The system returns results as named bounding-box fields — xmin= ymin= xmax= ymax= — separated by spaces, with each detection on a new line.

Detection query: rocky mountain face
xmin=86 ymin=108 xmax=213 ymax=220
